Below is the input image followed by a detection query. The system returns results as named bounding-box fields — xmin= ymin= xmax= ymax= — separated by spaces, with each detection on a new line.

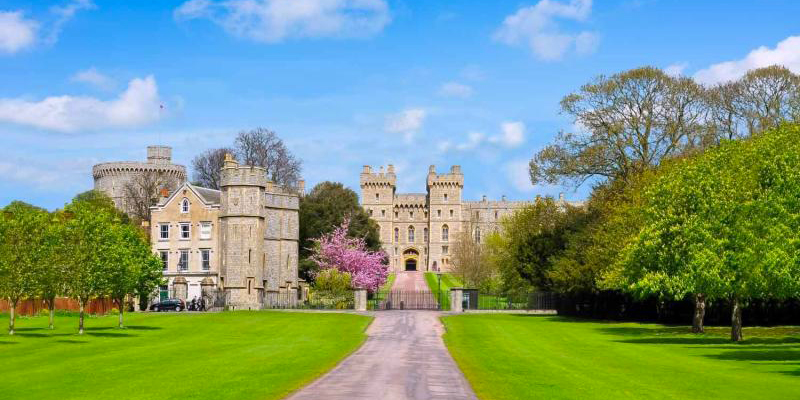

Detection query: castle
xmin=360 ymin=164 xmax=581 ymax=273
xmin=93 ymin=147 xmax=301 ymax=310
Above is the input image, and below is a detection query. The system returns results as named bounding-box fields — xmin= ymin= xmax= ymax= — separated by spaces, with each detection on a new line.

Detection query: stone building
xmin=92 ymin=146 xmax=186 ymax=215
xmin=149 ymin=154 xmax=300 ymax=310
xmin=360 ymin=164 xmax=582 ymax=273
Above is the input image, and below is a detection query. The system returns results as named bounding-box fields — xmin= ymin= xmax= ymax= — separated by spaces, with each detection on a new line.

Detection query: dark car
xmin=150 ymin=298 xmax=186 ymax=312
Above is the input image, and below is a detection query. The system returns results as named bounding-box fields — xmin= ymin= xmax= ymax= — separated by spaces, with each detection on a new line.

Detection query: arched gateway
xmin=403 ymin=248 xmax=419 ymax=271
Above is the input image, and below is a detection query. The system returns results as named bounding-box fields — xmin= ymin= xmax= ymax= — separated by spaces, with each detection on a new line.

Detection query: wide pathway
xmin=285 ymin=310 xmax=478 ymax=400
xmin=392 ymin=271 xmax=432 ymax=291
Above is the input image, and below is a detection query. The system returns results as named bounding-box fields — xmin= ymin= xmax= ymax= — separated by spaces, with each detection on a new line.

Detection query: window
xmin=444 ymin=193 xmax=448 ymax=202
xmin=159 ymin=224 xmax=169 ymax=240
xmin=395 ymin=211 xmax=399 ymax=218
xmin=450 ymin=209 xmax=454 ymax=217
xmin=410 ymin=211 xmax=413 ymax=218
xmin=423 ymin=228 xmax=429 ymax=242
xmin=201 ymin=249 xmax=211 ymax=271
xmin=394 ymin=247 xmax=398 ymax=255
xmin=442 ymin=224 xmax=449 ymax=242
xmin=375 ymin=193 xmax=380 ymax=201
xmin=475 ymin=227 xmax=481 ymax=243
xmin=381 ymin=210 xmax=386 ymax=217
xmin=408 ymin=226 xmax=415 ymax=243
xmin=475 ymin=211 xmax=480 ymax=220
xmin=160 ymin=251 xmax=168 ymax=271
xmin=369 ymin=209 xmax=373 ymax=216
xmin=178 ymin=250 xmax=188 ymax=271
xmin=199 ymin=222 xmax=212 ymax=240
xmin=495 ymin=211 xmax=498 ymax=220
xmin=180 ymin=223 xmax=190 ymax=240
xmin=394 ymin=228 xmax=399 ymax=243
xmin=442 ymin=245 xmax=449 ymax=255
xmin=181 ymin=198 xmax=190 ymax=213
xmin=437 ymin=209 xmax=441 ymax=218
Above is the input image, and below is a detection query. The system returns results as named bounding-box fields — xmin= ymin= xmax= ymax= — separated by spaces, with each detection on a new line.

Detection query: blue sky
xmin=2 ymin=0 xmax=800 ymax=210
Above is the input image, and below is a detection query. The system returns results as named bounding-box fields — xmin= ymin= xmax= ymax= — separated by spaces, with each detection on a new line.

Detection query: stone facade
xmin=360 ymin=164 xmax=582 ymax=273
xmin=150 ymin=155 xmax=300 ymax=310
xmin=93 ymin=146 xmax=186 ymax=215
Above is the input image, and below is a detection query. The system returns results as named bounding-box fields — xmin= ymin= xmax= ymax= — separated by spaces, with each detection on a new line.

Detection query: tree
xmin=35 ymin=219 xmax=67 ymax=330
xmin=310 ymin=219 xmax=388 ymax=292
xmin=191 ymin=147 xmax=235 ymax=190
xmin=450 ymin=222 xmax=497 ymax=291
xmin=106 ymin=224 xmax=162 ymax=328
xmin=530 ymin=67 xmax=707 ymax=187
xmin=616 ymin=124 xmax=800 ymax=341
xmin=122 ymin=171 xmax=179 ymax=224
xmin=235 ymin=127 xmax=302 ymax=188
xmin=299 ymin=182 xmax=381 ymax=281
xmin=0 ymin=202 xmax=49 ymax=335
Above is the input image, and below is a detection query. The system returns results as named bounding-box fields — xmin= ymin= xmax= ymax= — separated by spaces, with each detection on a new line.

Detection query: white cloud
xmin=494 ymin=0 xmax=598 ymax=61
xmin=664 ymin=62 xmax=688 ymax=77
xmin=71 ymin=67 xmax=115 ymax=91
xmin=0 ymin=75 xmax=162 ymax=132
xmin=0 ymin=11 xmax=38 ymax=54
xmin=505 ymin=159 xmax=536 ymax=193
xmin=489 ymin=121 xmax=526 ymax=147
xmin=0 ymin=157 xmax=95 ymax=190
xmin=46 ymin=0 xmax=95 ymax=45
xmin=456 ymin=131 xmax=484 ymax=151
xmin=174 ymin=0 xmax=390 ymax=43
xmin=694 ymin=36 xmax=800 ymax=85
xmin=385 ymin=108 xmax=426 ymax=142
xmin=438 ymin=81 xmax=473 ymax=98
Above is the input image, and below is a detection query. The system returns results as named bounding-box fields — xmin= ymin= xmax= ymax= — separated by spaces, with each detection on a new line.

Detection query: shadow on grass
xmin=86 ymin=331 xmax=137 ymax=338
xmin=0 ymin=341 xmax=19 ymax=345
xmin=707 ymin=349 xmax=800 ymax=362
xmin=56 ymin=339 xmax=88 ymax=344
xmin=125 ymin=325 xmax=162 ymax=330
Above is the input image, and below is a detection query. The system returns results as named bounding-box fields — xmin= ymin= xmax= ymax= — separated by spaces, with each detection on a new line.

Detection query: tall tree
xmin=36 ymin=219 xmax=66 ymax=330
xmin=450 ymin=221 xmax=496 ymax=290
xmin=122 ymin=171 xmax=179 ymax=224
xmin=299 ymin=181 xmax=381 ymax=281
xmin=106 ymin=224 xmax=162 ymax=328
xmin=191 ymin=147 xmax=234 ymax=190
xmin=235 ymin=127 xmax=302 ymax=188
xmin=0 ymin=202 xmax=48 ymax=335
xmin=530 ymin=67 xmax=707 ymax=187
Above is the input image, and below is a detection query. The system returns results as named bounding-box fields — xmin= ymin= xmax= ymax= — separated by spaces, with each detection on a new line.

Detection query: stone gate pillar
xmin=173 ymin=276 xmax=188 ymax=301
xmin=354 ymin=288 xmax=368 ymax=311
xmin=450 ymin=288 xmax=463 ymax=313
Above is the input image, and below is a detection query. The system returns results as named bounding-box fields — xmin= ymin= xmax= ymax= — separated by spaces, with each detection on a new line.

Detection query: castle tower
xmin=219 ymin=154 xmax=267 ymax=309
xmin=360 ymin=165 xmax=397 ymax=267
xmin=427 ymin=165 xmax=463 ymax=272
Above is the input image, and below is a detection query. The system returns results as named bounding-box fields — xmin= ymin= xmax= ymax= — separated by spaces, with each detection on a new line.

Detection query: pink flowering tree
xmin=310 ymin=219 xmax=389 ymax=292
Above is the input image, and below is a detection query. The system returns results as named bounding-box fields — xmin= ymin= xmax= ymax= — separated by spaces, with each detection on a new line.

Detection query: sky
xmin=2 ymin=0 xmax=800 ymax=210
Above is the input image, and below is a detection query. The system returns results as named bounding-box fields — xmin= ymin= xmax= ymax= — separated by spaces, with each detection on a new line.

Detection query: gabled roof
xmin=153 ymin=182 xmax=221 ymax=209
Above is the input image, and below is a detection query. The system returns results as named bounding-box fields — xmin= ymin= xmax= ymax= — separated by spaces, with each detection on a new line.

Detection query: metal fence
xmin=263 ymin=290 xmax=354 ymax=310
xmin=370 ymin=290 xmax=442 ymax=310
xmin=474 ymin=291 xmax=558 ymax=311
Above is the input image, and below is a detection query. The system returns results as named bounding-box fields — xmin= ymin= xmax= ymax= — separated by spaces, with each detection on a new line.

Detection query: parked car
xmin=150 ymin=298 xmax=186 ymax=312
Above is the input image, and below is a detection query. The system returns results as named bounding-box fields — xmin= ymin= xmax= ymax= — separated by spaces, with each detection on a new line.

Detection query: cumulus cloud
xmin=0 ymin=75 xmax=162 ymax=132
xmin=489 ymin=121 xmax=526 ymax=147
xmin=664 ymin=62 xmax=688 ymax=77
xmin=71 ymin=67 xmax=115 ymax=91
xmin=438 ymin=81 xmax=473 ymax=98
xmin=174 ymin=0 xmax=390 ymax=43
xmin=494 ymin=0 xmax=598 ymax=61
xmin=694 ymin=36 xmax=800 ymax=85
xmin=385 ymin=108 xmax=426 ymax=142
xmin=0 ymin=11 xmax=38 ymax=54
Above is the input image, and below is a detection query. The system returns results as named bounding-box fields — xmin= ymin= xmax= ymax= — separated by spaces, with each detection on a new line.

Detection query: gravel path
xmin=285 ymin=310 xmax=477 ymax=400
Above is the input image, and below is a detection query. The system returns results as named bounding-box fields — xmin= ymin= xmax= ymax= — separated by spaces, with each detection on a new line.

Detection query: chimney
xmin=160 ymin=187 xmax=170 ymax=198
xmin=387 ymin=164 xmax=395 ymax=174
xmin=482 ymin=195 xmax=487 ymax=202
xmin=501 ymin=195 xmax=506 ymax=202
xmin=298 ymin=180 xmax=306 ymax=196
xmin=559 ymin=192 xmax=565 ymax=201
xmin=363 ymin=165 xmax=372 ymax=174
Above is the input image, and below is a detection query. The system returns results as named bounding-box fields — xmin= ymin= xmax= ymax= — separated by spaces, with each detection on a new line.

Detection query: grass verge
xmin=424 ymin=272 xmax=462 ymax=310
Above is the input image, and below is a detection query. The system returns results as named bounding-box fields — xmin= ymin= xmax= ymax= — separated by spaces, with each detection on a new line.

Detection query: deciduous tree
xmin=191 ymin=147 xmax=235 ymax=190
xmin=310 ymin=219 xmax=388 ymax=292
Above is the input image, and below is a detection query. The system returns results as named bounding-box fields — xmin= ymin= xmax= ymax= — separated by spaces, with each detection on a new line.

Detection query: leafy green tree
xmin=106 ymin=224 xmax=162 ymax=328
xmin=0 ymin=202 xmax=49 ymax=335
xmin=617 ymin=124 xmax=800 ymax=341
xmin=35 ymin=217 xmax=67 ymax=330
xmin=299 ymin=182 xmax=381 ymax=281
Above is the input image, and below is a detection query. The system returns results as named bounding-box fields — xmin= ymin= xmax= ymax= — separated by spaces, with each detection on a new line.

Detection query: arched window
xmin=181 ymin=198 xmax=190 ymax=213
xmin=408 ymin=226 xmax=415 ymax=243
xmin=475 ymin=227 xmax=481 ymax=243
xmin=423 ymin=228 xmax=429 ymax=243
xmin=394 ymin=228 xmax=399 ymax=243
xmin=442 ymin=224 xmax=449 ymax=242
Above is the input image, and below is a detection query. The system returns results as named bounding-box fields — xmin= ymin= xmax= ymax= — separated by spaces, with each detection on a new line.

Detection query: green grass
xmin=0 ymin=311 xmax=372 ymax=400
xmin=442 ymin=314 xmax=800 ymax=400
xmin=424 ymin=272 xmax=462 ymax=310
xmin=380 ymin=273 xmax=396 ymax=291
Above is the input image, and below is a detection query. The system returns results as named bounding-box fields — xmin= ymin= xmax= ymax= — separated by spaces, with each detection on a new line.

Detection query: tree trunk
xmin=78 ymin=299 xmax=85 ymax=335
xmin=692 ymin=293 xmax=706 ymax=334
xmin=731 ymin=296 xmax=743 ymax=342
xmin=117 ymin=297 xmax=124 ymax=329
xmin=8 ymin=299 xmax=16 ymax=335
xmin=47 ymin=297 xmax=55 ymax=330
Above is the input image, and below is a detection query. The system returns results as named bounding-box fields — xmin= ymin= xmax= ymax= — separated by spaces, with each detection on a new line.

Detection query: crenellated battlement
xmin=426 ymin=165 xmax=464 ymax=188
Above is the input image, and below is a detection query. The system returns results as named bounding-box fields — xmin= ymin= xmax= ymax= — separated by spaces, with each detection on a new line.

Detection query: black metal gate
xmin=370 ymin=290 xmax=442 ymax=310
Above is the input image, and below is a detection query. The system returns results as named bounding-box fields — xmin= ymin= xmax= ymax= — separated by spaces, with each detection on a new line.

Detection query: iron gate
xmin=370 ymin=290 xmax=442 ymax=310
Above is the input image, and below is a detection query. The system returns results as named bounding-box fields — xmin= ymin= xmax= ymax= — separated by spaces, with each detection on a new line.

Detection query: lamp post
xmin=437 ymin=271 xmax=442 ymax=310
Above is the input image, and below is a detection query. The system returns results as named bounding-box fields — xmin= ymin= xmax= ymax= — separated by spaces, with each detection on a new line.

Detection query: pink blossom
xmin=310 ymin=219 xmax=389 ymax=292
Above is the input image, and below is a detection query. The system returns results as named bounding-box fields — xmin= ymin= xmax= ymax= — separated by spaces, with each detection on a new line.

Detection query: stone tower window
xmin=475 ymin=227 xmax=481 ymax=243
xmin=375 ymin=193 xmax=379 ymax=201
xmin=442 ymin=225 xmax=449 ymax=242
xmin=437 ymin=209 xmax=441 ymax=218
xmin=395 ymin=211 xmax=399 ymax=218
xmin=410 ymin=211 xmax=413 ymax=218
xmin=394 ymin=228 xmax=399 ymax=243
xmin=382 ymin=210 xmax=386 ymax=217
xmin=444 ymin=193 xmax=448 ymax=202
xmin=424 ymin=228 xmax=429 ymax=242
xmin=408 ymin=226 xmax=415 ymax=243
xmin=369 ymin=209 xmax=373 ymax=216
xmin=181 ymin=198 xmax=190 ymax=213
xmin=450 ymin=209 xmax=454 ymax=217
xmin=495 ymin=211 xmax=498 ymax=220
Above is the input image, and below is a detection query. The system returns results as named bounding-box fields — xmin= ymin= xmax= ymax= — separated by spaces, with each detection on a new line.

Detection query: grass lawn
xmin=0 ymin=311 xmax=371 ymax=400
xmin=424 ymin=272 xmax=462 ymax=310
xmin=442 ymin=314 xmax=800 ymax=400
xmin=381 ymin=273 xmax=396 ymax=291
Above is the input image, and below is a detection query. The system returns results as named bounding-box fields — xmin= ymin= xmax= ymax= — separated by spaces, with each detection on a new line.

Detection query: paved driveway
xmin=286 ymin=310 xmax=478 ymax=400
